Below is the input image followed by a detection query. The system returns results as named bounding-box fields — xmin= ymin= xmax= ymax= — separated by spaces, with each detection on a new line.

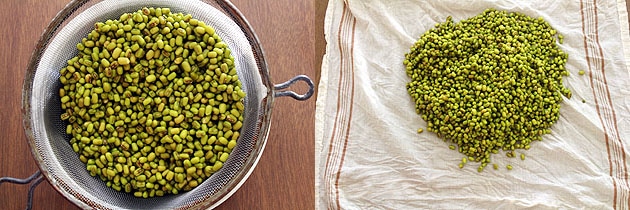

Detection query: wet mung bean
xmin=59 ymin=7 xmax=245 ymax=197
xmin=404 ymin=9 xmax=570 ymax=172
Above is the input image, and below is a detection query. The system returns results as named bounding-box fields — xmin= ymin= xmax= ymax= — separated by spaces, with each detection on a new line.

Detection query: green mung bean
xmin=405 ymin=9 xmax=569 ymax=172
xmin=59 ymin=7 xmax=245 ymax=197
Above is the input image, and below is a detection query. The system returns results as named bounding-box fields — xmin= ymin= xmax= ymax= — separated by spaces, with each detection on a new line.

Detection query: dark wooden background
xmin=0 ymin=0 xmax=318 ymax=209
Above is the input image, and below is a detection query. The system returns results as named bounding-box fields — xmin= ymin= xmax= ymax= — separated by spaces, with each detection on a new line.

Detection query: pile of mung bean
xmin=59 ymin=7 xmax=245 ymax=197
xmin=404 ymin=9 xmax=570 ymax=172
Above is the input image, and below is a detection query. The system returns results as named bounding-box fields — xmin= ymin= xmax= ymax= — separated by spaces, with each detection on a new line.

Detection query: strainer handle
xmin=273 ymin=75 xmax=315 ymax=100
xmin=0 ymin=171 xmax=44 ymax=210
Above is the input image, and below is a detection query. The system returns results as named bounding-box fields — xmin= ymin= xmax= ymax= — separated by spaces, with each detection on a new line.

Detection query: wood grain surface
xmin=0 ymin=0 xmax=316 ymax=209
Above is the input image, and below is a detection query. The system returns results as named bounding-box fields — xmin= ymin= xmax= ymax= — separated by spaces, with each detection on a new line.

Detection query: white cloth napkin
xmin=316 ymin=0 xmax=630 ymax=209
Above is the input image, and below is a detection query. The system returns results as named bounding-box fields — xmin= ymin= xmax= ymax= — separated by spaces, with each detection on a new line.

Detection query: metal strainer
xmin=7 ymin=0 xmax=314 ymax=209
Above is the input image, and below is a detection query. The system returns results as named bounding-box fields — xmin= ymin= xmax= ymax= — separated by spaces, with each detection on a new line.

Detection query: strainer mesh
xmin=23 ymin=0 xmax=272 ymax=209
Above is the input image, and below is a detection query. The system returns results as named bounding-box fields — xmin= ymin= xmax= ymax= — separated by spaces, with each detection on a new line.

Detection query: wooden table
xmin=0 ymin=0 xmax=316 ymax=209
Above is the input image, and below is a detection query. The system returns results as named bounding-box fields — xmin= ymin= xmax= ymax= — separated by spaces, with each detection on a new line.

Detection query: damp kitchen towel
xmin=315 ymin=0 xmax=630 ymax=209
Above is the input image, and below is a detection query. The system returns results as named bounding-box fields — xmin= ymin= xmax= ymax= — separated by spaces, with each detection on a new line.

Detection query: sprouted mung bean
xmin=404 ymin=9 xmax=570 ymax=172
xmin=59 ymin=7 xmax=245 ymax=197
